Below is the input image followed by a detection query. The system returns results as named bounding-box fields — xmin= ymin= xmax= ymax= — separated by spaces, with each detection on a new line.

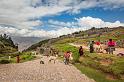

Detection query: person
xmin=70 ymin=51 xmax=73 ymax=60
xmin=95 ymin=41 xmax=101 ymax=53
xmin=90 ymin=41 xmax=94 ymax=53
xmin=64 ymin=51 xmax=71 ymax=65
xmin=107 ymin=39 xmax=116 ymax=54
xmin=79 ymin=46 xmax=84 ymax=56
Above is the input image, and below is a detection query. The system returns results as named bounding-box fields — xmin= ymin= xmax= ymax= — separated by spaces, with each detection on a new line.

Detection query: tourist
xmin=95 ymin=41 xmax=101 ymax=53
xmin=70 ymin=51 xmax=73 ymax=60
xmin=90 ymin=41 xmax=94 ymax=53
xmin=64 ymin=51 xmax=71 ymax=65
xmin=79 ymin=46 xmax=84 ymax=56
xmin=107 ymin=39 xmax=116 ymax=54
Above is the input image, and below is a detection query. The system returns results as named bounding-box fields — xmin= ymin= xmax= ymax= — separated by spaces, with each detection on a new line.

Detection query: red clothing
xmin=64 ymin=52 xmax=70 ymax=59
xmin=95 ymin=42 xmax=100 ymax=45
xmin=107 ymin=41 xmax=116 ymax=47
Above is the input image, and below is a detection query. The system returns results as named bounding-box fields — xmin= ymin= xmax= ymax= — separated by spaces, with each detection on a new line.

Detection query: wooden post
xmin=9 ymin=56 xmax=11 ymax=60
xmin=16 ymin=55 xmax=20 ymax=63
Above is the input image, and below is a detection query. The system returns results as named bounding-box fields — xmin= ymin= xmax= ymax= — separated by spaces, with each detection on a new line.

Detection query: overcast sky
xmin=0 ymin=0 xmax=124 ymax=38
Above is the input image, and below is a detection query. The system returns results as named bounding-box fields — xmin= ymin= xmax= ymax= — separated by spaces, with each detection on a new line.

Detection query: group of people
xmin=63 ymin=39 xmax=117 ymax=65
xmin=89 ymin=39 xmax=116 ymax=54
xmin=42 ymin=39 xmax=116 ymax=65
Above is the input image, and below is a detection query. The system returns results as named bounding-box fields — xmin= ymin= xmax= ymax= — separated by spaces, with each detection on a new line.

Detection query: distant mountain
xmin=25 ymin=39 xmax=50 ymax=51
xmin=11 ymin=36 xmax=47 ymax=51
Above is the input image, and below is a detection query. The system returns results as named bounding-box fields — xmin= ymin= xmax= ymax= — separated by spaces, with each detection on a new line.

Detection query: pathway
xmin=0 ymin=56 xmax=95 ymax=82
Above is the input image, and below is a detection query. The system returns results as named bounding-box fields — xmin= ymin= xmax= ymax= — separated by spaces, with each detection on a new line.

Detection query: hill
xmin=26 ymin=26 xmax=124 ymax=51
xmin=25 ymin=39 xmax=50 ymax=51
xmin=22 ymin=26 xmax=124 ymax=82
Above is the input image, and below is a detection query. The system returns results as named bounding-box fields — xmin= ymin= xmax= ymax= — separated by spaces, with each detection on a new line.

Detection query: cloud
xmin=99 ymin=0 xmax=124 ymax=9
xmin=0 ymin=0 xmax=124 ymax=38
xmin=0 ymin=26 xmax=83 ymax=38
xmin=48 ymin=27 xmax=84 ymax=37
xmin=0 ymin=0 xmax=124 ymax=29
xmin=77 ymin=16 xmax=124 ymax=29
xmin=69 ymin=0 xmax=98 ymax=14
xmin=0 ymin=0 xmax=71 ymax=29
xmin=48 ymin=20 xmax=78 ymax=28
xmin=1 ymin=0 xmax=124 ymax=28
xmin=1 ymin=16 xmax=123 ymax=38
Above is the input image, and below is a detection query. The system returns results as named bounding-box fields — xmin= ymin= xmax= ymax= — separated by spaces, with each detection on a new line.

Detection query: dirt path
xmin=69 ymin=43 xmax=124 ymax=55
xmin=0 ymin=56 xmax=95 ymax=82
xmin=69 ymin=43 xmax=89 ymax=50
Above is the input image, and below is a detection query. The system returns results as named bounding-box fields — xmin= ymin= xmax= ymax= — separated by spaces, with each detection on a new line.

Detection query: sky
xmin=0 ymin=0 xmax=124 ymax=38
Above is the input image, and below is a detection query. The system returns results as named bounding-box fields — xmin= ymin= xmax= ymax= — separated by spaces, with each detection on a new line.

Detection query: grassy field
xmin=53 ymin=43 xmax=79 ymax=62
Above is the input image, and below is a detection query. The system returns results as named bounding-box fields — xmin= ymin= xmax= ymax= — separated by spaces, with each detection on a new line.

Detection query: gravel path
xmin=0 ymin=56 xmax=95 ymax=82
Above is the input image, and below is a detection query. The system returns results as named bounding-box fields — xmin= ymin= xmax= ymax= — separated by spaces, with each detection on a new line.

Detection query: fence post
xmin=16 ymin=55 xmax=20 ymax=63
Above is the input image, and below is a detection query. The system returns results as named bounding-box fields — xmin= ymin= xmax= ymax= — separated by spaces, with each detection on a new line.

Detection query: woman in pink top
xmin=107 ymin=39 xmax=116 ymax=54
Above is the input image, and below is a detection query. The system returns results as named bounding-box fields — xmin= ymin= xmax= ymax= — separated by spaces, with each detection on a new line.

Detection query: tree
xmin=91 ymin=27 xmax=96 ymax=30
xmin=7 ymin=37 xmax=15 ymax=47
xmin=3 ymin=34 xmax=8 ymax=39
xmin=0 ymin=34 xmax=17 ymax=54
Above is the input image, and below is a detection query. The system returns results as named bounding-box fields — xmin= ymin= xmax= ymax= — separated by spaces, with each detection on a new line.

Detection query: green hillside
xmin=0 ymin=34 xmax=18 ymax=54
xmin=26 ymin=26 xmax=124 ymax=51
xmin=0 ymin=34 xmax=36 ymax=64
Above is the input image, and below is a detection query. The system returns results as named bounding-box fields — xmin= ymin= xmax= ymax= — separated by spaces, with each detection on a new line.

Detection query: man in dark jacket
xmin=79 ymin=46 xmax=84 ymax=56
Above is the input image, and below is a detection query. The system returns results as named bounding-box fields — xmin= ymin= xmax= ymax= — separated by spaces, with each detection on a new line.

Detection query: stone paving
xmin=0 ymin=56 xmax=95 ymax=82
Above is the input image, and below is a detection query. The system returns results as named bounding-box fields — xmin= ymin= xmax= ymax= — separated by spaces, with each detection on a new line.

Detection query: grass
xmin=78 ymin=51 xmax=124 ymax=78
xmin=13 ymin=52 xmax=36 ymax=63
xmin=0 ymin=52 xmax=36 ymax=64
xmin=53 ymin=43 xmax=80 ymax=62
xmin=75 ymin=63 xmax=124 ymax=82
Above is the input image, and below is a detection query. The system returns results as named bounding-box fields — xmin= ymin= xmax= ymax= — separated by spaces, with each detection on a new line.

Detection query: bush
xmin=53 ymin=44 xmax=80 ymax=62
xmin=20 ymin=52 xmax=35 ymax=62
xmin=0 ymin=59 xmax=11 ymax=64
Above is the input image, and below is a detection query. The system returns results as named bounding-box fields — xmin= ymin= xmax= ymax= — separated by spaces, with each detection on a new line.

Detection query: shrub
xmin=0 ymin=59 xmax=10 ymax=64
xmin=53 ymin=44 xmax=80 ymax=62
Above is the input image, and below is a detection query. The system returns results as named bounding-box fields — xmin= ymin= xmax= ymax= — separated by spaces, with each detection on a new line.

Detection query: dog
xmin=117 ymin=53 xmax=124 ymax=57
xmin=48 ymin=55 xmax=58 ymax=64
xmin=40 ymin=60 xmax=44 ymax=64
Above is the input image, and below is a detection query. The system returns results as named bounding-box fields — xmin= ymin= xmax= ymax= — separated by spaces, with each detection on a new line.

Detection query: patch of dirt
xmin=79 ymin=57 xmax=85 ymax=62
xmin=106 ymin=74 xmax=117 ymax=80
xmin=100 ymin=59 xmax=112 ymax=66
